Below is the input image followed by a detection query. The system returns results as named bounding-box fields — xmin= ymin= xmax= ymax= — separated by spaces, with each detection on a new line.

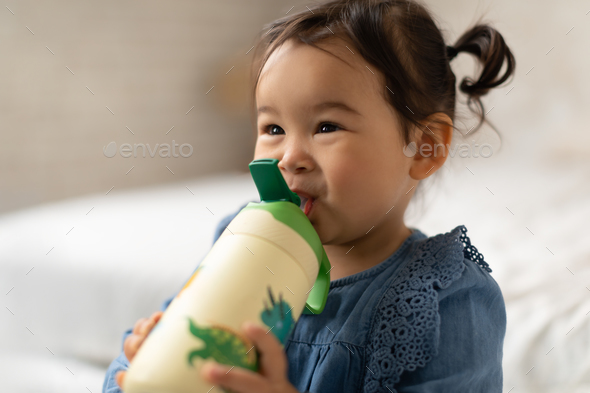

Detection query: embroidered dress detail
xmin=363 ymin=226 xmax=467 ymax=393
xmin=459 ymin=225 xmax=492 ymax=272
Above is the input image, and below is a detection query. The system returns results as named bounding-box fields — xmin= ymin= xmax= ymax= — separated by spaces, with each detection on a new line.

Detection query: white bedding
xmin=0 ymin=153 xmax=588 ymax=392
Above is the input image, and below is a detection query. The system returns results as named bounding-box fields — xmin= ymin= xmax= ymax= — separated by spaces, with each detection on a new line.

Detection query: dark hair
xmin=248 ymin=0 xmax=516 ymax=146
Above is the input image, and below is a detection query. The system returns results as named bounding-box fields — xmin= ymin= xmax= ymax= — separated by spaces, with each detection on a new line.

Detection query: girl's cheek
xmin=334 ymin=160 xmax=364 ymax=188
xmin=328 ymin=169 xmax=364 ymax=212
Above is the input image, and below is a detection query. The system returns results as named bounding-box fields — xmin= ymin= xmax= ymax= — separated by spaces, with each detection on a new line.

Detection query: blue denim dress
xmin=103 ymin=201 xmax=506 ymax=393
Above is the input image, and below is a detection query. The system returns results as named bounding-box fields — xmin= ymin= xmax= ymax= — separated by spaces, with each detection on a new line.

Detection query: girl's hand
xmin=200 ymin=321 xmax=300 ymax=393
xmin=115 ymin=311 xmax=164 ymax=389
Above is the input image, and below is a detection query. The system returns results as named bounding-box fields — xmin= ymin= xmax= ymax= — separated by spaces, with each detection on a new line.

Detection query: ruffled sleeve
xmin=363 ymin=225 xmax=506 ymax=393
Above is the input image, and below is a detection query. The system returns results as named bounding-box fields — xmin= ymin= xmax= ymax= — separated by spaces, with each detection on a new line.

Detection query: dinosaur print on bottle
xmin=260 ymin=285 xmax=295 ymax=345
xmin=186 ymin=285 xmax=296 ymax=371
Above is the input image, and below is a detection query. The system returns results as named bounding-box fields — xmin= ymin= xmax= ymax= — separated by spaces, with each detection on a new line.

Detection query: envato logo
xmin=103 ymin=141 xmax=193 ymax=158
xmin=402 ymin=141 xmax=493 ymax=158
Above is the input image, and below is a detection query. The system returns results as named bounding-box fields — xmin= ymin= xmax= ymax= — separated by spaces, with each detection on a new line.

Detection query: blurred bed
xmin=0 ymin=151 xmax=588 ymax=393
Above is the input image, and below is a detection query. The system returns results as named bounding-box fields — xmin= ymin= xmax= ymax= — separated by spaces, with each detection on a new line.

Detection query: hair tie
xmin=446 ymin=45 xmax=458 ymax=60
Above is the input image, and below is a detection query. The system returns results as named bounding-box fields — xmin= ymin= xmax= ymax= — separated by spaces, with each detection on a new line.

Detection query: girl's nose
xmin=278 ymin=137 xmax=314 ymax=174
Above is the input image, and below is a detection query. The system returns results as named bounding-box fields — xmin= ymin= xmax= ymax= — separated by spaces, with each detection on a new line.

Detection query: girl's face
xmin=254 ymin=37 xmax=416 ymax=246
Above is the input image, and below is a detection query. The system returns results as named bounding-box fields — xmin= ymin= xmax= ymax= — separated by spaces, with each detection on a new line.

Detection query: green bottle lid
xmin=245 ymin=158 xmax=330 ymax=315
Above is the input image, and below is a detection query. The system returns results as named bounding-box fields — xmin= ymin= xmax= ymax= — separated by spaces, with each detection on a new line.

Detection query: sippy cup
xmin=122 ymin=158 xmax=331 ymax=393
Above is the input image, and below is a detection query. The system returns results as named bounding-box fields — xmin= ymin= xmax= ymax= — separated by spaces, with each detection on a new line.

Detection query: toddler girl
xmin=103 ymin=0 xmax=515 ymax=392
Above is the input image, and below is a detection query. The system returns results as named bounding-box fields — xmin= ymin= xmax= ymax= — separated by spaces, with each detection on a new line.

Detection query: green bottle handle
xmin=303 ymin=248 xmax=331 ymax=315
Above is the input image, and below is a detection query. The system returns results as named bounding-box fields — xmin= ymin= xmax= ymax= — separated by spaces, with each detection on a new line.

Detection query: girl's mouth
xmin=299 ymin=196 xmax=315 ymax=217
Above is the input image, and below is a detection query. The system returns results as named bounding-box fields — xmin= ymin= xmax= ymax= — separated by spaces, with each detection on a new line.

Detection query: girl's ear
xmin=408 ymin=112 xmax=453 ymax=181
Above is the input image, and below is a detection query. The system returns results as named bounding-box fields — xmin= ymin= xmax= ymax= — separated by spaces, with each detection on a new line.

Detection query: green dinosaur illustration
xmin=186 ymin=286 xmax=296 ymax=371
xmin=260 ymin=286 xmax=295 ymax=345
xmin=187 ymin=318 xmax=257 ymax=371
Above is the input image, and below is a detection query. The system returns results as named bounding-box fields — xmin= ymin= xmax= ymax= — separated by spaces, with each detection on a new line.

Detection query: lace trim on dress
xmin=459 ymin=226 xmax=492 ymax=273
xmin=363 ymin=225 xmax=489 ymax=393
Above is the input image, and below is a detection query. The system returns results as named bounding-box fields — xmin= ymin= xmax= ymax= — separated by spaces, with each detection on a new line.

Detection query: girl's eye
xmin=267 ymin=125 xmax=285 ymax=135
xmin=263 ymin=123 xmax=341 ymax=135
xmin=318 ymin=123 xmax=341 ymax=133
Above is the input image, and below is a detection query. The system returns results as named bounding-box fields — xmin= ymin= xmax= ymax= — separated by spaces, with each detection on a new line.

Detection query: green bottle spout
xmin=249 ymin=159 xmax=301 ymax=206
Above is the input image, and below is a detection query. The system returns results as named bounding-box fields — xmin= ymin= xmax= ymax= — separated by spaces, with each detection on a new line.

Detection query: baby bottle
xmin=122 ymin=158 xmax=331 ymax=393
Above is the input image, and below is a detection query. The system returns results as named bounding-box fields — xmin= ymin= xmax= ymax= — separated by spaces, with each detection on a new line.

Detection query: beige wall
xmin=0 ymin=0 xmax=301 ymax=214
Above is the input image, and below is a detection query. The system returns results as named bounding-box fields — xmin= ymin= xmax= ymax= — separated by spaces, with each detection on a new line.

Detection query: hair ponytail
xmin=450 ymin=23 xmax=516 ymax=134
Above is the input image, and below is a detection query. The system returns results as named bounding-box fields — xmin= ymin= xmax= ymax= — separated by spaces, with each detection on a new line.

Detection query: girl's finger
xmin=241 ymin=322 xmax=287 ymax=381
xmin=115 ymin=371 xmax=126 ymax=388
xmin=152 ymin=311 xmax=163 ymax=323
xmin=139 ymin=318 xmax=155 ymax=336
xmin=201 ymin=360 xmax=267 ymax=393
xmin=123 ymin=335 xmax=136 ymax=359
xmin=142 ymin=312 xmax=163 ymax=335
xmin=133 ymin=333 xmax=149 ymax=352
xmin=132 ymin=318 xmax=148 ymax=335
xmin=124 ymin=335 xmax=144 ymax=361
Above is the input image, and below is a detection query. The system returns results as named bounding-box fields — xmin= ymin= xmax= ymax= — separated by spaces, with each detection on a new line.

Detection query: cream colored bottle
xmin=122 ymin=158 xmax=331 ymax=393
